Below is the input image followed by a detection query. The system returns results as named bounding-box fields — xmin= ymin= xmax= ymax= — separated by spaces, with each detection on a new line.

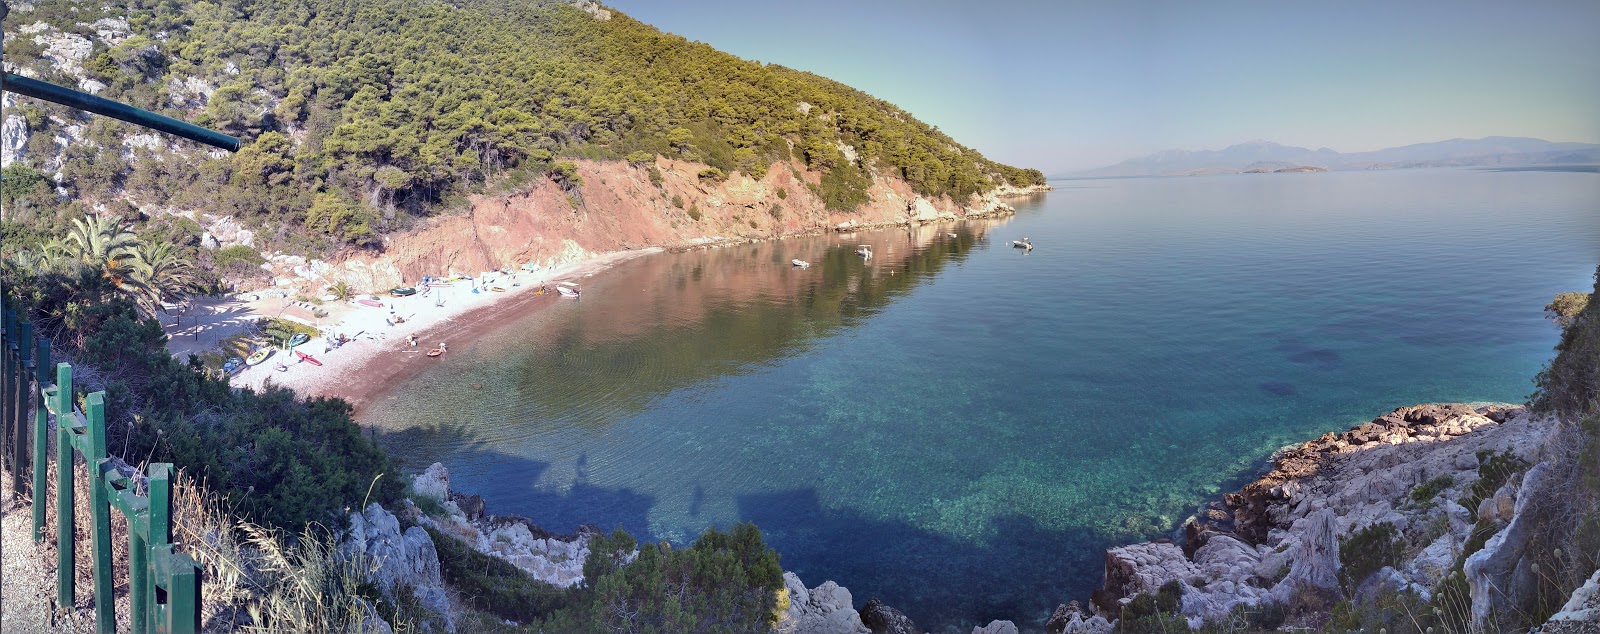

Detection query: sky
xmin=603 ymin=0 xmax=1600 ymax=174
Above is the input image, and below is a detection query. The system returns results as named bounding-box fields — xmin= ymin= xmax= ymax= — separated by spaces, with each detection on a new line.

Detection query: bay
xmin=362 ymin=167 xmax=1599 ymax=629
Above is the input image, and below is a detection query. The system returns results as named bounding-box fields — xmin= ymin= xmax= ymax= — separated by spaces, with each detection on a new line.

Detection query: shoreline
xmin=213 ymin=248 xmax=661 ymax=412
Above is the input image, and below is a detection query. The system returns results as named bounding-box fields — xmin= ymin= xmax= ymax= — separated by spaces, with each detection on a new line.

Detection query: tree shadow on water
xmin=370 ymin=421 xmax=657 ymax=539
xmin=737 ymin=488 xmax=1108 ymax=632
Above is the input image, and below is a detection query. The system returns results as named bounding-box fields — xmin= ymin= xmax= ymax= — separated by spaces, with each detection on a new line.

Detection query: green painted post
xmin=152 ymin=546 xmax=200 ymax=634
xmin=85 ymin=391 xmax=115 ymax=634
xmin=33 ymin=338 xmax=50 ymax=542
xmin=120 ymin=473 xmax=149 ymax=634
xmin=149 ymin=463 xmax=173 ymax=633
xmin=54 ymin=363 xmax=74 ymax=608
xmin=2 ymin=308 xmax=12 ymax=482
xmin=15 ymin=320 xmax=32 ymax=496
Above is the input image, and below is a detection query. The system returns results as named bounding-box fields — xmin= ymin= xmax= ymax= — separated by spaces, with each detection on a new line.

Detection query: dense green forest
xmin=4 ymin=0 xmax=1044 ymax=257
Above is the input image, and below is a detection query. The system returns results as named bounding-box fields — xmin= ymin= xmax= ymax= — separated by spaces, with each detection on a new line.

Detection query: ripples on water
xmin=362 ymin=167 xmax=1600 ymax=630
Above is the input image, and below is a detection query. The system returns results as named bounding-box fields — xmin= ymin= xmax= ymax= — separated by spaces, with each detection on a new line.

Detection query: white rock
xmin=2 ymin=115 xmax=27 ymax=164
xmin=412 ymin=462 xmax=451 ymax=502
xmin=777 ymin=572 xmax=869 ymax=634
xmin=1465 ymin=461 xmax=1549 ymax=626
xmin=972 ymin=620 xmax=1018 ymax=634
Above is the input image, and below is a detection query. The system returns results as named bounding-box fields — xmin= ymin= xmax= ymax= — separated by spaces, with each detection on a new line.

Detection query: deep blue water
xmin=362 ymin=167 xmax=1599 ymax=631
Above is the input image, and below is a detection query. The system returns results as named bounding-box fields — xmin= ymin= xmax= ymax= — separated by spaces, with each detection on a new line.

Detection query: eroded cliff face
xmin=330 ymin=157 xmax=1033 ymax=291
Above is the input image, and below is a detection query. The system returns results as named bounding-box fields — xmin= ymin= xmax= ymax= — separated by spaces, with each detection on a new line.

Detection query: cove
xmin=360 ymin=167 xmax=1600 ymax=630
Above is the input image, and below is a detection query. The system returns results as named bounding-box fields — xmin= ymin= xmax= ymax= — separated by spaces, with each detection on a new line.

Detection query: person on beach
xmin=407 ymin=334 xmax=417 ymax=347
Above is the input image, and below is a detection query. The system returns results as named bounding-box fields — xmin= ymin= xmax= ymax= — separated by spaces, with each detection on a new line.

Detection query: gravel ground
xmin=1 ymin=475 xmax=98 ymax=634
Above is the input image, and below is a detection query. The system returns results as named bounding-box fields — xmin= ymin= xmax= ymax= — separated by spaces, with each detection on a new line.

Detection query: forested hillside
xmin=4 ymin=0 xmax=1043 ymax=255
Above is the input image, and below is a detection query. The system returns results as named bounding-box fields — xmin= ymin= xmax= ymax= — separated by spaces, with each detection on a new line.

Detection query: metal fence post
xmin=2 ymin=308 xmax=13 ymax=487
xmin=148 ymin=463 xmax=173 ymax=633
xmin=85 ymin=391 xmax=115 ymax=633
xmin=15 ymin=319 xmax=33 ymax=496
xmin=32 ymin=337 xmax=49 ymax=541
xmin=54 ymin=363 xmax=75 ymax=608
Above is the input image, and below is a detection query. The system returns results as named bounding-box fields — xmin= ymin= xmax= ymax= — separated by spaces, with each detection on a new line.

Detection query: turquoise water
xmin=363 ymin=168 xmax=1599 ymax=630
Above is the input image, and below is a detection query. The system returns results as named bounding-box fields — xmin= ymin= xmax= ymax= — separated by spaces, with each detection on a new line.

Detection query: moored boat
xmin=245 ymin=348 xmax=273 ymax=366
xmin=856 ymin=245 xmax=873 ymax=258
xmin=287 ymin=333 xmax=309 ymax=347
xmin=792 ymin=259 xmax=811 ymax=268
xmin=1012 ymin=239 xmax=1034 ymax=251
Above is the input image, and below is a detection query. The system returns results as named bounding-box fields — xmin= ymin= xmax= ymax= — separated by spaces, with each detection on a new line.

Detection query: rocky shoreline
xmin=341 ymin=401 xmax=1597 ymax=634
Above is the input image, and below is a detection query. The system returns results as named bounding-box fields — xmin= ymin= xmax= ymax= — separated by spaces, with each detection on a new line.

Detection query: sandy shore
xmin=167 ymin=248 xmax=660 ymax=412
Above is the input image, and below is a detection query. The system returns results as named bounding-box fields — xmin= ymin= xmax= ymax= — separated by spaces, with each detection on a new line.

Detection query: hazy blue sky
xmin=604 ymin=1 xmax=1600 ymax=173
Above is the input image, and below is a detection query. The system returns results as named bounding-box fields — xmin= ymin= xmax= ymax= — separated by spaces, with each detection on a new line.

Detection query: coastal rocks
xmin=3 ymin=113 xmax=27 ymax=165
xmin=341 ymin=503 xmax=455 ymax=632
xmin=1465 ymin=460 xmax=1552 ymax=626
xmin=778 ymin=572 xmax=870 ymax=634
xmin=410 ymin=463 xmax=594 ymax=589
xmin=859 ymin=597 xmax=920 ymax=634
xmin=1270 ymin=508 xmax=1340 ymax=601
xmin=1535 ymin=568 xmax=1600 ymax=632
xmin=971 ymin=620 xmax=1018 ymax=634
xmin=1100 ymin=542 xmax=1199 ymax=607
xmin=1045 ymin=602 xmax=1112 ymax=634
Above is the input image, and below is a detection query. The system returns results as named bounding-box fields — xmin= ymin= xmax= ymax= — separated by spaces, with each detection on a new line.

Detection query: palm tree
xmin=62 ymin=214 xmax=145 ymax=293
xmin=131 ymin=240 xmax=199 ymax=314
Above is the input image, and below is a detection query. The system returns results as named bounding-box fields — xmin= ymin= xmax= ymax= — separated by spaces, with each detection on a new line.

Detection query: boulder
xmin=1046 ymin=602 xmax=1112 ymax=634
xmin=341 ymin=503 xmax=455 ymax=632
xmin=1271 ymin=508 xmax=1340 ymax=602
xmin=778 ymin=572 xmax=870 ymax=634
xmin=1101 ymin=542 xmax=1199 ymax=607
xmin=859 ymin=597 xmax=919 ymax=634
xmin=972 ymin=621 xmax=1017 ymax=634
xmin=413 ymin=462 xmax=452 ymax=502
xmin=1465 ymin=461 xmax=1549 ymax=626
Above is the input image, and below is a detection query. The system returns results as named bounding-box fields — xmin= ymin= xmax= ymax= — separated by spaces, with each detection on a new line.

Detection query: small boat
xmin=295 ymin=350 xmax=322 ymax=366
xmin=245 ymin=348 xmax=273 ymax=366
xmin=357 ymin=298 xmax=385 ymax=308
xmin=791 ymin=259 xmax=811 ymax=268
xmin=287 ymin=333 xmax=309 ymax=348
xmin=221 ymin=360 xmax=238 ymax=373
xmin=490 ymin=286 xmax=507 ymax=293
xmin=390 ymin=287 xmax=418 ymax=297
xmin=227 ymin=357 xmax=243 ymax=366
xmin=856 ymin=245 xmax=873 ymax=258
xmin=557 ymin=286 xmax=579 ymax=298
xmin=1012 ymin=240 xmax=1034 ymax=251
xmin=948 ymin=233 xmax=957 ymax=238
xmin=426 ymin=348 xmax=445 ymax=357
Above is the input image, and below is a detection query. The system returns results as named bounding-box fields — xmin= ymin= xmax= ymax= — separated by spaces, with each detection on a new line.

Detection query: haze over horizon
xmin=604 ymin=0 xmax=1600 ymax=174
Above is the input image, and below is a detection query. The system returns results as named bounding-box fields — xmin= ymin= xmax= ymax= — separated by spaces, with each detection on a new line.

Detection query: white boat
xmin=791 ymin=259 xmax=811 ymax=268
xmin=856 ymin=245 xmax=873 ymax=258
xmin=947 ymin=233 xmax=957 ymax=238
xmin=556 ymin=282 xmax=580 ymax=298
xmin=1012 ymin=239 xmax=1034 ymax=251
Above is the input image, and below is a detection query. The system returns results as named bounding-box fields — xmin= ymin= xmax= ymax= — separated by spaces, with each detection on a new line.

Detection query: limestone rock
xmin=412 ymin=462 xmax=452 ymax=502
xmin=1536 ymin=568 xmax=1600 ymax=632
xmin=1102 ymin=542 xmax=1199 ymax=606
xmin=1272 ymin=508 xmax=1340 ymax=601
xmin=1046 ymin=601 xmax=1112 ymax=634
xmin=2 ymin=114 xmax=27 ymax=165
xmin=972 ymin=621 xmax=1017 ymax=634
xmin=859 ymin=597 xmax=919 ymax=634
xmin=1465 ymin=461 xmax=1549 ymax=626
xmin=341 ymin=503 xmax=455 ymax=632
xmin=778 ymin=572 xmax=869 ymax=634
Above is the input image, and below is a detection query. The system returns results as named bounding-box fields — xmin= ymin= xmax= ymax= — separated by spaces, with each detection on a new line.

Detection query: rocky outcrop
xmin=1534 ymin=568 xmax=1600 ymax=633
xmin=1464 ymin=460 xmax=1552 ymax=625
xmin=341 ymin=503 xmax=455 ymax=632
xmin=1045 ymin=602 xmax=1112 ymax=634
xmin=409 ymin=462 xmax=594 ymax=588
xmin=971 ymin=620 xmax=1018 ymax=634
xmin=778 ymin=572 xmax=870 ymax=634
xmin=1094 ymin=404 xmax=1557 ymax=628
xmin=858 ymin=597 xmax=920 ymax=634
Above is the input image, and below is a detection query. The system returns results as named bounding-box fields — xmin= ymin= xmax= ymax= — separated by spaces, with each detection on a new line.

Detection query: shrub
xmin=548 ymin=161 xmax=584 ymax=190
xmin=426 ymin=525 xmax=576 ymax=622
xmin=698 ymin=167 xmax=726 ymax=182
xmin=1532 ymin=266 xmax=1600 ymax=416
xmin=214 ymin=244 xmax=266 ymax=278
xmin=671 ymin=194 xmax=685 ymax=209
xmin=769 ymin=203 xmax=783 ymax=221
xmin=775 ymin=186 xmax=787 ymax=200
xmin=687 ymin=204 xmax=702 ymax=221
xmin=1339 ymin=521 xmax=1404 ymax=593
xmin=1458 ymin=450 xmax=1528 ymax=513
xmin=626 ymin=151 xmax=655 ymax=165
xmin=648 ymin=165 xmax=664 ymax=187
xmin=819 ymin=164 xmax=871 ymax=212
xmin=1408 ymin=474 xmax=1454 ymax=508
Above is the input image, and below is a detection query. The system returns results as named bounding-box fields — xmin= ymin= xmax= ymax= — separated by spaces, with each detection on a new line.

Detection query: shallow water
xmin=362 ymin=167 xmax=1599 ymax=630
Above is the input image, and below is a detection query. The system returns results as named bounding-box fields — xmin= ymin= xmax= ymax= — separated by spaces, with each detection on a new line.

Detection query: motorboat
xmin=855 ymin=245 xmax=873 ymax=258
xmin=791 ymin=259 xmax=811 ymax=268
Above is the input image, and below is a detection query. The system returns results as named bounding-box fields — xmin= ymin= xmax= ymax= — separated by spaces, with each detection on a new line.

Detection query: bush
xmin=426 ymin=525 xmax=576 ymax=622
xmin=819 ymin=164 xmax=871 ymax=212
xmin=1458 ymin=450 xmax=1529 ymax=513
xmin=1339 ymin=521 xmax=1404 ymax=593
xmin=1408 ymin=474 xmax=1454 ymax=508
xmin=775 ymin=187 xmax=787 ymax=200
xmin=769 ymin=203 xmax=783 ymax=221
xmin=214 ymin=244 xmax=266 ymax=278
xmin=1532 ymin=266 xmax=1600 ymax=416
xmin=671 ymin=194 xmax=685 ymax=208
xmin=687 ymin=204 xmax=702 ymax=221
xmin=626 ymin=151 xmax=655 ymax=165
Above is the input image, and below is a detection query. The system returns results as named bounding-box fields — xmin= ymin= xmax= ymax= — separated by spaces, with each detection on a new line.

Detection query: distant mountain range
xmin=1070 ymin=137 xmax=1600 ymax=178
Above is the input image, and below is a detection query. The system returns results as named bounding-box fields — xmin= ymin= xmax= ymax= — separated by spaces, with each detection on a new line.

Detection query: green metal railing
xmin=1 ymin=309 xmax=201 ymax=633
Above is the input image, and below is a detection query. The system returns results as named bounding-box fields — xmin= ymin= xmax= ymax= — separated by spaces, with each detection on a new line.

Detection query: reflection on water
xmin=362 ymin=169 xmax=1598 ymax=630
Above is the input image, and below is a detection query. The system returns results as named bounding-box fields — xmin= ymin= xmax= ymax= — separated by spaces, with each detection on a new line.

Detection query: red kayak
xmin=295 ymin=351 xmax=323 ymax=366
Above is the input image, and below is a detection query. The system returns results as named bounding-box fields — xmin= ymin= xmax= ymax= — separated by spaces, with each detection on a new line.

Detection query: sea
xmin=361 ymin=166 xmax=1600 ymax=630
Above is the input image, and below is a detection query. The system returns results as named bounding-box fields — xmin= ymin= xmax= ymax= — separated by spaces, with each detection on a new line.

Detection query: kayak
xmin=295 ymin=351 xmax=322 ymax=366
xmin=390 ymin=287 xmax=417 ymax=297
xmin=246 ymin=348 xmax=273 ymax=365
xmin=357 ymin=299 xmax=384 ymax=308
xmin=287 ymin=333 xmax=309 ymax=347
xmin=490 ymin=286 xmax=507 ymax=293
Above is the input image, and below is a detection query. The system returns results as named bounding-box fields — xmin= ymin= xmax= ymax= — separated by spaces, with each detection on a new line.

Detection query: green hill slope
xmin=5 ymin=0 xmax=1043 ymax=248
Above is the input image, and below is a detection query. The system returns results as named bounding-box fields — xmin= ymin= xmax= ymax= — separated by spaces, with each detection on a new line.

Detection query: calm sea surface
xmin=362 ymin=168 xmax=1599 ymax=630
